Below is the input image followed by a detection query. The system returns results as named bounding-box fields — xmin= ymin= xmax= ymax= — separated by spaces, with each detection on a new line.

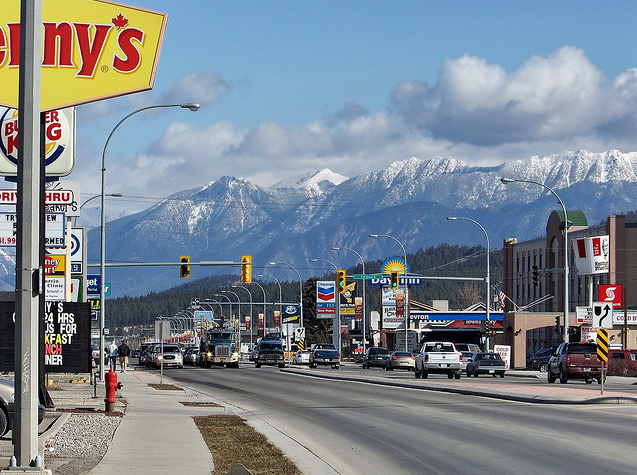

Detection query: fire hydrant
xmin=104 ymin=368 xmax=122 ymax=412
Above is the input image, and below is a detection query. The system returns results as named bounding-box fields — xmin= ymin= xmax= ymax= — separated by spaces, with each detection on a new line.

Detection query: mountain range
xmin=3 ymin=149 xmax=636 ymax=296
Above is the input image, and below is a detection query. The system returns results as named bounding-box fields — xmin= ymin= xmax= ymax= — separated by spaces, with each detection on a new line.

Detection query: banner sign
xmin=0 ymin=0 xmax=168 ymax=111
xmin=0 ymin=301 xmax=91 ymax=373
xmin=572 ymin=235 xmax=610 ymax=275
xmin=316 ymin=281 xmax=336 ymax=317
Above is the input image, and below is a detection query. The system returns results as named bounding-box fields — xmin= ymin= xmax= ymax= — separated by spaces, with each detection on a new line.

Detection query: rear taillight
xmin=459 ymin=354 xmax=463 ymax=362
xmin=476 ymin=361 xmax=481 ymax=367
xmin=424 ymin=354 xmax=429 ymax=362
xmin=393 ymin=356 xmax=398 ymax=360
xmin=410 ymin=356 xmax=415 ymax=360
xmin=566 ymin=355 xmax=571 ymax=366
xmin=337 ymin=352 xmax=340 ymax=358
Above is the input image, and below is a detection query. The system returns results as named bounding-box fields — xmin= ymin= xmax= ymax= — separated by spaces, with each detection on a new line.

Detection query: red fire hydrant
xmin=104 ymin=368 xmax=122 ymax=412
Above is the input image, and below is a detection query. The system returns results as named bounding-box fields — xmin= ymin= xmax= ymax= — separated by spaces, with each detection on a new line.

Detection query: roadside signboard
xmin=598 ymin=284 xmax=622 ymax=309
xmin=353 ymin=274 xmax=382 ymax=280
xmin=0 ymin=212 xmax=65 ymax=247
xmin=597 ymin=329 xmax=609 ymax=362
xmin=0 ymin=0 xmax=168 ymax=111
xmin=0 ymin=108 xmax=75 ymax=176
xmin=316 ymin=281 xmax=336 ymax=318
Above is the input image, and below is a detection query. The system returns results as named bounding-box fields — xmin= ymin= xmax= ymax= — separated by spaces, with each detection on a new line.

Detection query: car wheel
xmin=492 ymin=373 xmax=497 ymax=378
xmin=454 ymin=372 xmax=461 ymax=380
xmin=278 ymin=363 xmax=285 ymax=368
xmin=559 ymin=367 xmax=568 ymax=384
xmin=447 ymin=372 xmax=453 ymax=379
xmin=255 ymin=363 xmax=261 ymax=368
xmin=547 ymin=368 xmax=556 ymax=383
xmin=0 ymin=408 xmax=8 ymax=436
xmin=499 ymin=372 xmax=505 ymax=378
xmin=539 ymin=363 xmax=548 ymax=373
xmin=585 ymin=378 xmax=593 ymax=384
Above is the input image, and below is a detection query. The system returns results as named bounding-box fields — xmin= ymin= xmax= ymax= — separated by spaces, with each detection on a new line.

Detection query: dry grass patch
xmin=180 ymin=401 xmax=222 ymax=407
xmin=148 ymin=383 xmax=183 ymax=391
xmin=194 ymin=414 xmax=301 ymax=475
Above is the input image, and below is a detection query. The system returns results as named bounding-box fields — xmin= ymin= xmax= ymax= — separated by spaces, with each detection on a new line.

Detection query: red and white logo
xmin=599 ymin=284 xmax=622 ymax=309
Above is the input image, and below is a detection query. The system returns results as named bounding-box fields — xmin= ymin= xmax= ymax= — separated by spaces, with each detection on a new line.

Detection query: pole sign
xmin=598 ymin=284 xmax=622 ymax=309
xmin=592 ymin=302 xmax=613 ymax=329
xmin=0 ymin=0 xmax=168 ymax=111
xmin=316 ymin=281 xmax=336 ymax=318
xmin=0 ymin=108 xmax=75 ymax=176
xmin=0 ymin=301 xmax=91 ymax=373
xmin=0 ymin=212 xmax=65 ymax=246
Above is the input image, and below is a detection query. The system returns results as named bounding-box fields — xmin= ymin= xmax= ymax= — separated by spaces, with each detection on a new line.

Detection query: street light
xmin=369 ymin=234 xmax=409 ymax=351
xmin=330 ymin=247 xmax=367 ymax=355
xmin=250 ymin=281 xmax=268 ymax=336
xmin=447 ymin=216 xmax=491 ymax=350
xmin=221 ymin=290 xmax=241 ymax=325
xmin=500 ymin=177 xmax=570 ymax=342
xmin=233 ymin=285 xmax=253 ymax=347
xmin=258 ymin=274 xmax=282 ymax=318
xmin=310 ymin=258 xmax=341 ymax=353
xmin=268 ymin=262 xmax=304 ymax=328
xmin=99 ymin=102 xmax=199 ymax=382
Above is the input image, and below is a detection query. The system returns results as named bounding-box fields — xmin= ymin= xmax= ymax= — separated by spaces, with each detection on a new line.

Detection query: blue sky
xmin=70 ymin=0 xmax=637 ymax=215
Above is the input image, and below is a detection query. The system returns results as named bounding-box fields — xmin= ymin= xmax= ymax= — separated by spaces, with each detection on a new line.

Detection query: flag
xmin=497 ymin=289 xmax=507 ymax=310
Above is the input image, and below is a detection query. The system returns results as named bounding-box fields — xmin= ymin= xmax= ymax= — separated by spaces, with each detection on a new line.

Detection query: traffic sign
xmin=592 ymin=302 xmax=613 ymax=329
xmin=353 ymin=274 xmax=383 ymax=280
xmin=597 ymin=329 xmax=609 ymax=362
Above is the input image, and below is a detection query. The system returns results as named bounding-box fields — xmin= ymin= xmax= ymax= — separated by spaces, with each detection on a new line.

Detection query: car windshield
xmin=260 ymin=342 xmax=282 ymax=350
xmin=427 ymin=344 xmax=455 ymax=352
xmin=478 ymin=353 xmax=502 ymax=360
xmin=393 ymin=352 xmax=411 ymax=357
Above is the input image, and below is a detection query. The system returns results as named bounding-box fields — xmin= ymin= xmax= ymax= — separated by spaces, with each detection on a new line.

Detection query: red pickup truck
xmin=547 ymin=342 xmax=602 ymax=384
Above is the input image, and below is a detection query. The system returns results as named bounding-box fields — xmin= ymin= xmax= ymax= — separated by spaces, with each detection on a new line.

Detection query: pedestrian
xmin=108 ymin=340 xmax=118 ymax=371
xmin=117 ymin=340 xmax=130 ymax=373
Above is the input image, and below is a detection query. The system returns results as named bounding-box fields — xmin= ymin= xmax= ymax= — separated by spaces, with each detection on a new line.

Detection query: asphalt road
xmin=163 ymin=364 xmax=637 ymax=475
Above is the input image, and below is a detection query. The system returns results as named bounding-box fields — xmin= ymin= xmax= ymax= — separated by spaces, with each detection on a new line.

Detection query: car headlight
xmin=157 ymin=355 xmax=163 ymax=360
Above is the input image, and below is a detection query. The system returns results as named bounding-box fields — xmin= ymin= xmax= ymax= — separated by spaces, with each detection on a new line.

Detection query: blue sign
xmin=86 ymin=274 xmax=100 ymax=295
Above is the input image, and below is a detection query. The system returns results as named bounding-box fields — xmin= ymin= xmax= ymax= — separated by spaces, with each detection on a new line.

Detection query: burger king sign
xmin=0 ymin=0 xmax=168 ymax=111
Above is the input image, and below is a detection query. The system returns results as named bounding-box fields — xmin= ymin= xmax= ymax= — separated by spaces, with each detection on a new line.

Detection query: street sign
xmin=353 ymin=274 xmax=383 ymax=280
xmin=597 ymin=329 xmax=609 ymax=362
xmin=592 ymin=301 xmax=613 ymax=329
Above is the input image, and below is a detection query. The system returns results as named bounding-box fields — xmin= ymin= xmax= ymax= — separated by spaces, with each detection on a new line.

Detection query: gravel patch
xmin=45 ymin=413 xmax=122 ymax=458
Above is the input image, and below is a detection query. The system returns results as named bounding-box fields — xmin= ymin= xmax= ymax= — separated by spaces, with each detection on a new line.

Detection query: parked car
xmin=548 ymin=342 xmax=602 ymax=384
xmin=465 ymin=352 xmax=506 ymax=377
xmin=608 ymin=349 xmax=637 ymax=373
xmin=293 ymin=350 xmax=311 ymax=365
xmin=460 ymin=351 xmax=475 ymax=372
xmin=529 ymin=346 xmax=557 ymax=372
xmin=362 ymin=347 xmax=390 ymax=368
xmin=385 ymin=351 xmax=415 ymax=371
xmin=154 ymin=344 xmax=184 ymax=368
xmin=1 ymin=378 xmax=45 ymax=436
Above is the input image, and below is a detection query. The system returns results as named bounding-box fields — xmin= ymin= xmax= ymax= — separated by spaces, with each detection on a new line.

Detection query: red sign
xmin=258 ymin=314 xmax=264 ymax=331
xmin=598 ymin=284 xmax=622 ymax=309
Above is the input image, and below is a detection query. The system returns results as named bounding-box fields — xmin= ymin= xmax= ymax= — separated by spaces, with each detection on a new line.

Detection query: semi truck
xmin=199 ymin=328 xmax=240 ymax=368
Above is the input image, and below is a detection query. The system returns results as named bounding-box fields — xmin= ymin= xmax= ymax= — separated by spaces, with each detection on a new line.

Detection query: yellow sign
xmin=0 ymin=0 xmax=168 ymax=111
xmin=45 ymin=254 xmax=65 ymax=275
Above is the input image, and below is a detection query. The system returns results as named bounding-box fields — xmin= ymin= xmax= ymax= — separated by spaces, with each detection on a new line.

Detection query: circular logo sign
xmin=0 ymin=108 xmax=71 ymax=166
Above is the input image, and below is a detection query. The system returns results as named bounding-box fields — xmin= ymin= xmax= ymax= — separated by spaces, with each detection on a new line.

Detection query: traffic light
xmin=179 ymin=256 xmax=190 ymax=278
xmin=337 ymin=269 xmax=346 ymax=293
xmin=241 ymin=255 xmax=252 ymax=283
xmin=390 ymin=271 xmax=399 ymax=288
xmin=532 ymin=265 xmax=540 ymax=287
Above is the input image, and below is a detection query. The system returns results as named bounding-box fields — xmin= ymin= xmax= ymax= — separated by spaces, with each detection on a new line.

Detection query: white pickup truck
xmin=414 ymin=341 xmax=463 ymax=379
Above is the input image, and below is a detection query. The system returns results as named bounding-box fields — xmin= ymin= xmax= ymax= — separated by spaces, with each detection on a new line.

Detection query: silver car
xmin=155 ymin=344 xmax=184 ymax=369
xmin=1 ymin=378 xmax=45 ymax=435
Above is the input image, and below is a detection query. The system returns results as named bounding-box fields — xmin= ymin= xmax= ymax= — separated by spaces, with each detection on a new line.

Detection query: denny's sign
xmin=0 ymin=0 xmax=167 ymax=111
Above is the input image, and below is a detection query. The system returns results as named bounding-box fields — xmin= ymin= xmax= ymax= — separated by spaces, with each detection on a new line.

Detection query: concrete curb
xmin=281 ymin=367 xmax=637 ymax=405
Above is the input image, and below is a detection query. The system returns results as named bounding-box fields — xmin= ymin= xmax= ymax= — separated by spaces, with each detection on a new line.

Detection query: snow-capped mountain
xmin=6 ymin=150 xmax=637 ymax=296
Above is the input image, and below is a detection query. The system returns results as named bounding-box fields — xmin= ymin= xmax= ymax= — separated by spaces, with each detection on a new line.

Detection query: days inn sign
xmin=0 ymin=0 xmax=167 ymax=111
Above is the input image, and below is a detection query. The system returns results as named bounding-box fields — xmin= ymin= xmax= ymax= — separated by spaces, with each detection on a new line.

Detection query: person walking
xmin=108 ymin=340 xmax=118 ymax=371
xmin=117 ymin=340 xmax=130 ymax=373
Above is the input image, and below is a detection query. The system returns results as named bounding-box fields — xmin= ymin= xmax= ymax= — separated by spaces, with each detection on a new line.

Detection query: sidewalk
xmin=87 ymin=368 xmax=218 ymax=475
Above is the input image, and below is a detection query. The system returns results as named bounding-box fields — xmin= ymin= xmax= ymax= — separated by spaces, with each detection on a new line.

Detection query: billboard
xmin=0 ymin=0 xmax=168 ymax=111
xmin=0 ymin=301 xmax=91 ymax=373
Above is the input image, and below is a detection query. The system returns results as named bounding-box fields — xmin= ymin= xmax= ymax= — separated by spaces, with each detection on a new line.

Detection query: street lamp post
xmin=310 ymin=258 xmax=341 ymax=353
xmin=99 ymin=102 xmax=199 ymax=382
xmin=233 ymin=285 xmax=253 ymax=347
xmin=258 ymin=273 xmax=283 ymax=318
xmin=214 ymin=293 xmax=232 ymax=323
xmin=251 ymin=281 xmax=268 ymax=341
xmin=221 ymin=290 xmax=241 ymax=327
xmin=370 ymin=234 xmax=409 ymax=352
xmin=501 ymin=178 xmax=570 ymax=342
xmin=330 ymin=247 xmax=367 ymax=355
xmin=447 ymin=217 xmax=491 ymax=350
xmin=269 ymin=262 xmax=304 ymax=328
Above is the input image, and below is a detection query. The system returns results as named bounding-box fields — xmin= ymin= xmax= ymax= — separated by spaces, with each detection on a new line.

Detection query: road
xmin=162 ymin=364 xmax=637 ymax=475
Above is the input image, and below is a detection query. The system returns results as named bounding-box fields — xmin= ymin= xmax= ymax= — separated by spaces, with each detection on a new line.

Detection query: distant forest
xmin=107 ymin=243 xmax=503 ymax=337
